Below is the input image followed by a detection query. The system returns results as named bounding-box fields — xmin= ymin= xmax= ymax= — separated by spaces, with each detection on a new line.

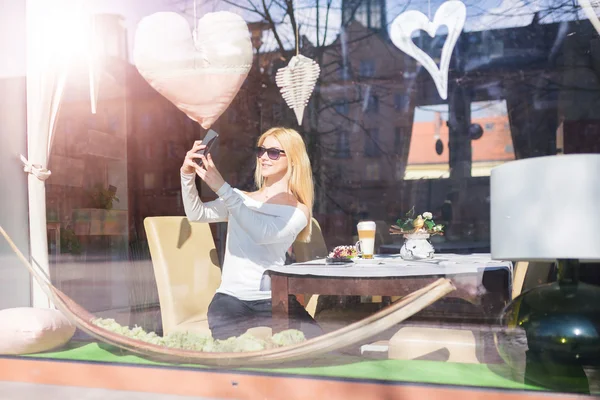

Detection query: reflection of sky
xmin=81 ymin=0 xmax=590 ymax=57
xmin=186 ymin=0 xmax=587 ymax=51
xmin=86 ymin=0 xmax=183 ymax=60
xmin=413 ymin=99 xmax=508 ymax=122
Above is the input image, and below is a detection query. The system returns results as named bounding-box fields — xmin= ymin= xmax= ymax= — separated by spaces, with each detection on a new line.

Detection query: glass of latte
xmin=356 ymin=221 xmax=376 ymax=259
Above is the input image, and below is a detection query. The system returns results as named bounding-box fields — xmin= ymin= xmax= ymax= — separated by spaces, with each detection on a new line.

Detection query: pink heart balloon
xmin=134 ymin=12 xmax=253 ymax=129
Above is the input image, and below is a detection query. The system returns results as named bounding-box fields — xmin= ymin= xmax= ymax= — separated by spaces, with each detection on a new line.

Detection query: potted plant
xmin=88 ymin=184 xmax=119 ymax=210
xmin=72 ymin=184 xmax=127 ymax=236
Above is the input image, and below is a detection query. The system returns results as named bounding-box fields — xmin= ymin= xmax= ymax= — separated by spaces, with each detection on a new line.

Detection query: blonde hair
xmin=254 ymin=127 xmax=314 ymax=242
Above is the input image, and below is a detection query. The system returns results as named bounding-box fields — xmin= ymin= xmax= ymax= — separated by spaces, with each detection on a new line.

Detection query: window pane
xmin=5 ymin=1 xmax=596 ymax=395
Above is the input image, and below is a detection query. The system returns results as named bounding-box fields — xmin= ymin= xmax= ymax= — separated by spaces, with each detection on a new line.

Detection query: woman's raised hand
xmin=195 ymin=153 xmax=226 ymax=193
xmin=181 ymin=140 xmax=205 ymax=175
xmin=181 ymin=141 xmax=226 ymax=193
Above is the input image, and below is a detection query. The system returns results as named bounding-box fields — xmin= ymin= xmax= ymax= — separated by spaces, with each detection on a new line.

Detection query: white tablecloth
xmin=266 ymin=253 xmax=512 ymax=278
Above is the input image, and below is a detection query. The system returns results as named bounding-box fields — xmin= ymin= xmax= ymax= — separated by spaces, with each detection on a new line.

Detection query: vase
xmin=400 ymin=232 xmax=435 ymax=260
xmin=494 ymin=260 xmax=600 ymax=393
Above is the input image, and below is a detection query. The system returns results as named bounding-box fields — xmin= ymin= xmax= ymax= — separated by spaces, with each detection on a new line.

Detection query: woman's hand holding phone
xmin=181 ymin=141 xmax=206 ymax=175
xmin=195 ymin=153 xmax=225 ymax=193
xmin=181 ymin=141 xmax=226 ymax=193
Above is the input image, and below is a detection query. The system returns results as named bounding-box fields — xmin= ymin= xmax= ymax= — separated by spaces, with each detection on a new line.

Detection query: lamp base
xmin=495 ymin=260 xmax=600 ymax=393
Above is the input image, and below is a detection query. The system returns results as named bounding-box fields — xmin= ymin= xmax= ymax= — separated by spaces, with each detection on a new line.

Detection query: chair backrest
xmin=292 ymin=218 xmax=329 ymax=262
xmin=144 ymin=217 xmax=221 ymax=335
xmin=512 ymin=261 xmax=553 ymax=300
xmin=292 ymin=218 xmax=329 ymax=318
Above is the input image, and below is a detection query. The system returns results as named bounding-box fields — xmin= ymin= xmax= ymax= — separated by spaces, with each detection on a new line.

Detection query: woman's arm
xmin=215 ymin=183 xmax=307 ymax=244
xmin=181 ymin=172 xmax=228 ymax=222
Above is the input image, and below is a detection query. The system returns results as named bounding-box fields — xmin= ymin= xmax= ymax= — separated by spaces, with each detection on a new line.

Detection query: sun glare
xmin=27 ymin=0 xmax=98 ymax=113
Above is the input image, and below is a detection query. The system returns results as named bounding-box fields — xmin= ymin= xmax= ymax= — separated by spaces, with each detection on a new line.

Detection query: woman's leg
xmin=246 ymin=296 xmax=324 ymax=339
xmin=207 ymin=293 xmax=256 ymax=340
xmin=288 ymin=295 xmax=324 ymax=339
xmin=209 ymin=293 xmax=324 ymax=340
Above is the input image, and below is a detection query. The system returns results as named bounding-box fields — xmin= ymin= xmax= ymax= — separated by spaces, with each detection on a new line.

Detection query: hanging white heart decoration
xmin=276 ymin=55 xmax=321 ymax=125
xmin=578 ymin=0 xmax=600 ymax=36
xmin=134 ymin=11 xmax=253 ymax=129
xmin=390 ymin=1 xmax=466 ymax=100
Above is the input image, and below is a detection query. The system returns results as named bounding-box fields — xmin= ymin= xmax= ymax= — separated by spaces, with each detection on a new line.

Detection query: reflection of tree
xmin=172 ymin=0 xmax=600 ymax=244
xmin=176 ymin=0 xmax=415 ymax=235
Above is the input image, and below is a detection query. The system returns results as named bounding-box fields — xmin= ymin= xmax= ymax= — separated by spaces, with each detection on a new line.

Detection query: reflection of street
xmin=50 ymin=255 xmax=161 ymax=333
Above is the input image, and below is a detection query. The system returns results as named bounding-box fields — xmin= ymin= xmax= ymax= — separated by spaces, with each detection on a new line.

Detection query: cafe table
xmin=266 ymin=253 xmax=512 ymax=332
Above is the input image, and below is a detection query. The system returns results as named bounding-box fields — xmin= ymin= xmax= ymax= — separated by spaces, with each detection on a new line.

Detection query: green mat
xmin=22 ymin=342 xmax=541 ymax=392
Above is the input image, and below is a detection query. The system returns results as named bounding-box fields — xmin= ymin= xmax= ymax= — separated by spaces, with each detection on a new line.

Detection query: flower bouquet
xmin=390 ymin=207 xmax=444 ymax=260
xmin=389 ymin=207 xmax=444 ymax=235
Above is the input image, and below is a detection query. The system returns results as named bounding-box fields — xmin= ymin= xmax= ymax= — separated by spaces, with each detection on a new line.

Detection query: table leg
xmin=271 ymin=274 xmax=290 ymax=333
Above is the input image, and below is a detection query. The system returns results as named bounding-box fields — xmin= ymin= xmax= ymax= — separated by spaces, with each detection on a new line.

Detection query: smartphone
xmin=195 ymin=129 xmax=219 ymax=167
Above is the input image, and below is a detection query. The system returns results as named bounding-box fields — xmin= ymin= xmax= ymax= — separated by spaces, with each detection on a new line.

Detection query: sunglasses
xmin=256 ymin=146 xmax=286 ymax=161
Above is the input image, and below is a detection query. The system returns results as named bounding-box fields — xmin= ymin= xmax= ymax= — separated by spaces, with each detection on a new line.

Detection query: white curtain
xmin=25 ymin=0 xmax=89 ymax=307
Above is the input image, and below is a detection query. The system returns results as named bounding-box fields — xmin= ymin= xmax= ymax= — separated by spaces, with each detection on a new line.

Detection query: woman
xmin=180 ymin=127 xmax=321 ymax=340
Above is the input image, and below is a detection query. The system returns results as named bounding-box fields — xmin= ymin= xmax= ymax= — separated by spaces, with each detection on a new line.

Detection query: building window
xmin=272 ymin=103 xmax=283 ymax=122
xmin=144 ymin=143 xmax=153 ymax=159
xmin=334 ymin=165 xmax=344 ymax=181
xmin=166 ymin=141 xmax=178 ymax=159
xmin=334 ymin=100 xmax=349 ymax=115
xmin=143 ymin=173 xmax=156 ymax=189
xmin=394 ymin=94 xmax=408 ymax=111
xmin=359 ymin=59 xmax=375 ymax=78
xmin=163 ymin=172 xmax=176 ymax=189
xmin=395 ymin=162 xmax=404 ymax=180
xmin=336 ymin=131 xmax=351 ymax=158
xmin=354 ymin=3 xmax=369 ymax=27
xmin=394 ymin=127 xmax=405 ymax=154
xmin=364 ymin=129 xmax=380 ymax=157
xmin=365 ymin=95 xmax=379 ymax=114
xmin=485 ymin=122 xmax=495 ymax=131
xmin=365 ymin=161 xmax=380 ymax=180
xmin=369 ymin=0 xmax=382 ymax=28
xmin=339 ymin=63 xmax=350 ymax=80
xmin=343 ymin=0 xmax=382 ymax=29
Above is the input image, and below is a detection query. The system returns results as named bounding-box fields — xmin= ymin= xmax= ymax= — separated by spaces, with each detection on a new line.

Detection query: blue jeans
xmin=207 ymin=292 xmax=322 ymax=340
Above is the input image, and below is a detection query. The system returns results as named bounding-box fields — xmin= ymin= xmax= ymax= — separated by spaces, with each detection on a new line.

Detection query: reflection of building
xmin=47 ymin=14 xmax=132 ymax=312
xmin=47 ymin=13 xmax=204 ymax=313
xmin=215 ymin=2 xmax=420 ymax=246
xmin=317 ymin=18 xmax=417 ymax=241
xmin=49 ymin=5 xmax=600 ymax=259
xmin=50 ymin=13 xmax=212 ymax=246
xmin=405 ymin=103 xmax=515 ymax=179
xmin=126 ymin=70 xmax=199 ymax=241
xmin=342 ymin=0 xmax=386 ymax=32
xmin=49 ymin=14 xmax=131 ymax=244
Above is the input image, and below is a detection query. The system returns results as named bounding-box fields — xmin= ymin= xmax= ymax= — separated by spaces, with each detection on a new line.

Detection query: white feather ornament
xmin=275 ymin=54 xmax=320 ymax=125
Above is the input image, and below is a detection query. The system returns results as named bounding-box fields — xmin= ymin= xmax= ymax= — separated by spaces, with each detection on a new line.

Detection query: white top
xmin=181 ymin=172 xmax=308 ymax=301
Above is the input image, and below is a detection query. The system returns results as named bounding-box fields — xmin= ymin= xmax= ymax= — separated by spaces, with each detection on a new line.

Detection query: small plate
xmin=325 ymin=257 xmax=354 ymax=265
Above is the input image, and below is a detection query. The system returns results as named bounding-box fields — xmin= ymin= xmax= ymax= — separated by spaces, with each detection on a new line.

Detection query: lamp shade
xmin=491 ymin=154 xmax=600 ymax=261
